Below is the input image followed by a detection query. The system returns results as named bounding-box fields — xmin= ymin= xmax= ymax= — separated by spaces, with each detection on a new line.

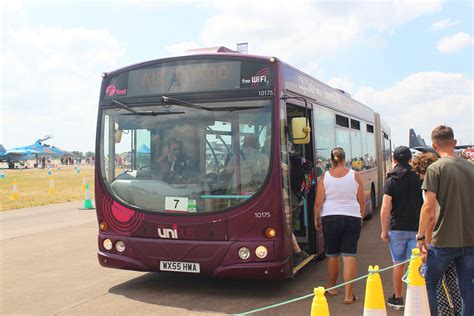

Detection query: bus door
xmin=286 ymin=104 xmax=316 ymax=254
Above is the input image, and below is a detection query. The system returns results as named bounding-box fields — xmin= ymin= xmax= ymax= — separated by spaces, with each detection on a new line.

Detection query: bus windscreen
xmin=102 ymin=59 xmax=274 ymax=100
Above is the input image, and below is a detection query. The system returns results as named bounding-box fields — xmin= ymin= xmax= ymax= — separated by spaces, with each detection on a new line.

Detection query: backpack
xmin=290 ymin=154 xmax=314 ymax=199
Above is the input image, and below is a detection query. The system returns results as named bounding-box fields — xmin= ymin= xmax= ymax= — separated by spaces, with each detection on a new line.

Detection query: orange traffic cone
xmin=363 ymin=265 xmax=387 ymax=315
xmin=11 ymin=179 xmax=19 ymax=200
xmin=311 ymin=287 xmax=330 ymax=315
xmin=404 ymin=248 xmax=429 ymax=315
xmin=48 ymin=176 xmax=55 ymax=194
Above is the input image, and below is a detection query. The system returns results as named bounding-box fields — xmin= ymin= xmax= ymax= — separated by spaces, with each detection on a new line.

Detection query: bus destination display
xmin=102 ymin=60 xmax=274 ymax=99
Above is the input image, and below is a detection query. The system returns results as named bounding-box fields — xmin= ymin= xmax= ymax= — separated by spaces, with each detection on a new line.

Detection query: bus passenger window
xmin=314 ymin=106 xmax=335 ymax=171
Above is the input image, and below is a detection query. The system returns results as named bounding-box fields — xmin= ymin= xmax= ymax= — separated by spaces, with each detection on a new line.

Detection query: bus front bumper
xmin=98 ymin=250 xmax=149 ymax=271
xmin=97 ymin=250 xmax=292 ymax=279
xmin=213 ymin=257 xmax=292 ymax=279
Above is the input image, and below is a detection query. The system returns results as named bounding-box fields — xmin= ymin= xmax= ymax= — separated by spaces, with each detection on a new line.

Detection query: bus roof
xmin=279 ymin=61 xmax=375 ymax=122
xmin=102 ymin=47 xmax=378 ymax=123
xmin=103 ymin=48 xmax=276 ymax=78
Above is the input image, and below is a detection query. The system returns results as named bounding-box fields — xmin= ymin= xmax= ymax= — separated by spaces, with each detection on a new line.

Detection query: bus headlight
xmin=238 ymin=247 xmax=251 ymax=260
xmin=103 ymin=239 xmax=113 ymax=251
xmin=255 ymin=246 xmax=268 ymax=259
xmin=115 ymin=240 xmax=126 ymax=253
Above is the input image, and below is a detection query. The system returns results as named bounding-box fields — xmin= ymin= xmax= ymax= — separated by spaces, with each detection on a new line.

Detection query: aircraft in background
xmin=408 ymin=128 xmax=438 ymax=156
xmin=0 ymin=135 xmax=71 ymax=169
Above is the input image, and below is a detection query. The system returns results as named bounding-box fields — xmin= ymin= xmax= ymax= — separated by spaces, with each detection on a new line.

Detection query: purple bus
xmin=95 ymin=47 xmax=391 ymax=279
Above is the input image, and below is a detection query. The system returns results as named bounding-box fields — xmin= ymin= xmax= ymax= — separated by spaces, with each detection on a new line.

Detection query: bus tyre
xmin=364 ymin=189 xmax=376 ymax=221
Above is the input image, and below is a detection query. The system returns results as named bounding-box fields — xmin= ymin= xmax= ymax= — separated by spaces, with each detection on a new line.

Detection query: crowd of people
xmin=313 ymin=125 xmax=473 ymax=315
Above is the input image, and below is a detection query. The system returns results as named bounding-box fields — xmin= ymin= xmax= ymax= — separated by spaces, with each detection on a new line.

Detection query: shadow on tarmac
xmin=108 ymin=261 xmax=326 ymax=315
xmin=107 ymin=209 xmax=398 ymax=315
xmin=109 ymin=273 xmax=295 ymax=314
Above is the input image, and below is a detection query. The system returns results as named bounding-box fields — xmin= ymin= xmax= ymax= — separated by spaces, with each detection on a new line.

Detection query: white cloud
xmin=169 ymin=0 xmax=443 ymax=74
xmin=430 ymin=18 xmax=458 ymax=31
xmin=354 ymin=72 xmax=473 ymax=147
xmin=1 ymin=5 xmax=125 ymax=152
xmin=436 ymin=32 xmax=473 ymax=53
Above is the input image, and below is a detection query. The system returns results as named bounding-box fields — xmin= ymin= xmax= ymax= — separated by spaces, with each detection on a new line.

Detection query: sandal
xmin=343 ymin=294 xmax=358 ymax=304
xmin=325 ymin=289 xmax=338 ymax=296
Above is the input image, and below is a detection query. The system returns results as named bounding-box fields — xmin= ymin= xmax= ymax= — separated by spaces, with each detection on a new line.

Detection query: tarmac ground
xmin=1 ymin=202 xmax=405 ymax=315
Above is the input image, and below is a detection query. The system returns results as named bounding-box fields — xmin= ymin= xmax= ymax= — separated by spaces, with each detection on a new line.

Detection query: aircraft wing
xmin=43 ymin=145 xmax=72 ymax=157
xmin=1 ymin=135 xmax=72 ymax=163
xmin=0 ymin=146 xmax=39 ymax=161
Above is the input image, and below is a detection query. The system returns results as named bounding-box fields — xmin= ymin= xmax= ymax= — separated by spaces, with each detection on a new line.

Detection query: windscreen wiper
xmin=111 ymin=99 xmax=184 ymax=116
xmin=206 ymin=105 xmax=264 ymax=112
xmin=161 ymin=96 xmax=210 ymax=111
xmin=113 ymin=98 xmax=264 ymax=114
xmin=161 ymin=96 xmax=264 ymax=112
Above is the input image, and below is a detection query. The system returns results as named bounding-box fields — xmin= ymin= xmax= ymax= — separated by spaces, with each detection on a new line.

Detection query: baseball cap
xmin=393 ymin=146 xmax=412 ymax=164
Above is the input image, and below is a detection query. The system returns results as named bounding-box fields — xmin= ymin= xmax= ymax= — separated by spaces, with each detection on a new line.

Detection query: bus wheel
xmin=364 ymin=188 xmax=376 ymax=221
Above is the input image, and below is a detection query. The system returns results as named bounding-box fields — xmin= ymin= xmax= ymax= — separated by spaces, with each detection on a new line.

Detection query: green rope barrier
xmin=235 ymin=255 xmax=418 ymax=316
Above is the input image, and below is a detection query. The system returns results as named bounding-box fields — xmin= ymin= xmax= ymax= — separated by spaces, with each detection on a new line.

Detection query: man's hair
xmin=431 ymin=125 xmax=454 ymax=147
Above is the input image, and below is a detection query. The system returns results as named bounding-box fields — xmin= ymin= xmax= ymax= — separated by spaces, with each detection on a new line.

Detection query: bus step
xmin=292 ymin=254 xmax=317 ymax=275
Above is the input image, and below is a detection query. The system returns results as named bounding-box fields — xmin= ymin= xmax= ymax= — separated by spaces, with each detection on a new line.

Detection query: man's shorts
xmin=388 ymin=230 xmax=417 ymax=263
xmin=322 ymin=215 xmax=362 ymax=257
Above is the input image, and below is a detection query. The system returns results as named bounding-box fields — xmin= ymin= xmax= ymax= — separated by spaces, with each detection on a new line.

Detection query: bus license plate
xmin=160 ymin=261 xmax=200 ymax=273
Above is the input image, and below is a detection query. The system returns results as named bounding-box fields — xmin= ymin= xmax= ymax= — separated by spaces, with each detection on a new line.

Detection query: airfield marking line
xmin=53 ymin=290 xmax=110 ymax=315
xmin=0 ymin=268 xmax=129 ymax=279
xmin=0 ymin=220 xmax=96 ymax=241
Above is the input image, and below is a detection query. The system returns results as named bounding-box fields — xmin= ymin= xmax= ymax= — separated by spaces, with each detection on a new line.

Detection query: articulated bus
xmin=95 ymin=46 xmax=391 ymax=279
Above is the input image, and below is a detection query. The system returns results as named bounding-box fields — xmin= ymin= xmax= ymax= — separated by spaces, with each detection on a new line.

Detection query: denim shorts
xmin=388 ymin=230 xmax=417 ymax=263
xmin=322 ymin=215 xmax=362 ymax=257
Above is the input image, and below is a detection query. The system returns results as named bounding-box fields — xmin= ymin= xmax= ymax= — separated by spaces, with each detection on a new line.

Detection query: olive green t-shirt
xmin=422 ymin=156 xmax=474 ymax=247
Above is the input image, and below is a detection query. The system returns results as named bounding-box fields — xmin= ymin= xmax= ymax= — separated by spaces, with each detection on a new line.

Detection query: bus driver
xmin=159 ymin=137 xmax=188 ymax=179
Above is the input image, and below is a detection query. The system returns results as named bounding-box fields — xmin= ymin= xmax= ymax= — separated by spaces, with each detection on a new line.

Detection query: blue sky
xmin=1 ymin=0 xmax=473 ymax=152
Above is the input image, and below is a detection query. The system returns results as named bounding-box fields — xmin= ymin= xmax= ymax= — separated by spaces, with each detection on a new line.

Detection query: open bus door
xmin=286 ymin=103 xmax=318 ymax=274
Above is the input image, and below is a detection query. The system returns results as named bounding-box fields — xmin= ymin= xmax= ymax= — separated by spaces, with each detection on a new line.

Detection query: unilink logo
xmin=158 ymin=224 xmax=178 ymax=239
xmin=105 ymin=84 xmax=127 ymax=97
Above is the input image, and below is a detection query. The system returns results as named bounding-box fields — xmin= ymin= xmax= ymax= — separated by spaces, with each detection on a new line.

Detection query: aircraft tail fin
xmin=0 ymin=144 xmax=5 ymax=155
xmin=409 ymin=129 xmax=426 ymax=148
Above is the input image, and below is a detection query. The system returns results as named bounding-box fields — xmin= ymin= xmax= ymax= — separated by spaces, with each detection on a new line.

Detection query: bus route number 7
xmin=165 ymin=196 xmax=189 ymax=212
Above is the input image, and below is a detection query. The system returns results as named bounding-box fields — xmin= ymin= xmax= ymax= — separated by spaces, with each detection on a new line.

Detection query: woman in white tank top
xmin=313 ymin=147 xmax=365 ymax=304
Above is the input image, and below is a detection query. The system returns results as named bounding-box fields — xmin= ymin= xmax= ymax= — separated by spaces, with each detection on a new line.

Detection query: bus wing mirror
xmin=291 ymin=117 xmax=311 ymax=144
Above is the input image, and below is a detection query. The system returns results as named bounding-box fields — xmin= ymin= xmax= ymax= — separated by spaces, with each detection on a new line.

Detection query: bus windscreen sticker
xmin=240 ymin=63 xmax=273 ymax=89
xmin=103 ymin=72 xmax=129 ymax=98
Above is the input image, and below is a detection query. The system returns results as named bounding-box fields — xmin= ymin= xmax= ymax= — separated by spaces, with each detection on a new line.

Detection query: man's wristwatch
xmin=416 ymin=234 xmax=425 ymax=241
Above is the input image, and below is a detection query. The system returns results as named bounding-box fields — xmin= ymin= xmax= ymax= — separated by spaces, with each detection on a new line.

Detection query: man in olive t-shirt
xmin=417 ymin=125 xmax=474 ymax=316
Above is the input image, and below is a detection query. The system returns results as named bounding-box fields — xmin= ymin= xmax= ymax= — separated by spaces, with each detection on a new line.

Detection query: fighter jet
xmin=0 ymin=135 xmax=71 ymax=169
xmin=409 ymin=128 xmax=438 ymax=156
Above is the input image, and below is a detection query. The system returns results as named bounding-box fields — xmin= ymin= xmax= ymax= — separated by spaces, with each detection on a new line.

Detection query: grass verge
xmin=0 ymin=166 xmax=95 ymax=211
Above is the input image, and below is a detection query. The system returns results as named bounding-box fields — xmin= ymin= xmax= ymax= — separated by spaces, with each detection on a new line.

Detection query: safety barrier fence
xmin=236 ymin=255 xmax=419 ymax=316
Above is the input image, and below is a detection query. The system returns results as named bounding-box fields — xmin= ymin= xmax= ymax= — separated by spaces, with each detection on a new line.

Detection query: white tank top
xmin=321 ymin=169 xmax=361 ymax=218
